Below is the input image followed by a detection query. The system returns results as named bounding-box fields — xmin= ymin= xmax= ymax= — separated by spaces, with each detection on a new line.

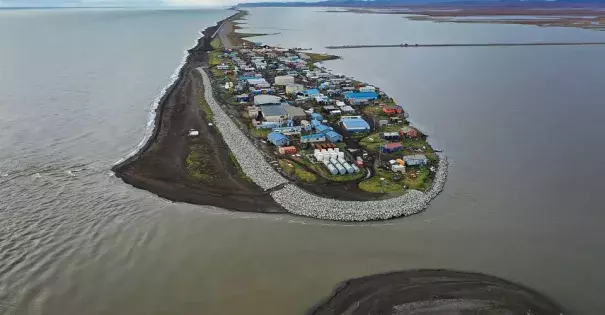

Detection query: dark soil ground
xmin=308 ymin=269 xmax=565 ymax=315
xmin=112 ymin=14 xmax=283 ymax=213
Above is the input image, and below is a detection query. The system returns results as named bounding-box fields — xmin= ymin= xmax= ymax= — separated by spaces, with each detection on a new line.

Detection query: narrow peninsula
xmin=112 ymin=10 xmax=448 ymax=221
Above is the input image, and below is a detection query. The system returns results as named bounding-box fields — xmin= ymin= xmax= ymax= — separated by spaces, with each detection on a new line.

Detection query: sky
xmin=0 ymin=0 xmax=308 ymax=7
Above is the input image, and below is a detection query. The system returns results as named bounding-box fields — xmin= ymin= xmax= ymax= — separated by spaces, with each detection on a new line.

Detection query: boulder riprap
xmin=199 ymin=68 xmax=448 ymax=221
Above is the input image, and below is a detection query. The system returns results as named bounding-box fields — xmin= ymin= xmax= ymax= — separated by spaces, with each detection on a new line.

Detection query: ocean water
xmin=2 ymin=7 xmax=605 ymax=315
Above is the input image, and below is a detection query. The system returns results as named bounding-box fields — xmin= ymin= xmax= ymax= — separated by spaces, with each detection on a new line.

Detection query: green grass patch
xmin=359 ymin=133 xmax=387 ymax=153
xmin=358 ymin=169 xmax=406 ymax=194
xmin=250 ymin=127 xmax=271 ymax=138
xmin=359 ymin=166 xmax=432 ymax=193
xmin=200 ymin=97 xmax=213 ymax=121
xmin=350 ymin=132 xmax=370 ymax=139
xmin=361 ymin=105 xmax=384 ymax=116
xmin=404 ymin=167 xmax=432 ymax=191
xmin=306 ymin=52 xmax=337 ymax=63
xmin=209 ymin=51 xmax=222 ymax=66
xmin=210 ymin=37 xmax=222 ymax=50
xmin=279 ymin=159 xmax=317 ymax=183
xmin=185 ymin=145 xmax=215 ymax=183
xmin=401 ymin=138 xmax=432 ymax=155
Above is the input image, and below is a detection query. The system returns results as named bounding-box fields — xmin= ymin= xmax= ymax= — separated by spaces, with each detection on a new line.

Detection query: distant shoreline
xmin=330 ymin=5 xmax=605 ymax=31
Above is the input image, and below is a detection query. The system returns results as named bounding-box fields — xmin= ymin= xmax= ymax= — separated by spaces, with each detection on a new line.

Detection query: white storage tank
xmin=335 ymin=163 xmax=347 ymax=175
xmin=315 ymin=152 xmax=323 ymax=161
xmin=342 ymin=162 xmax=355 ymax=174
xmin=351 ymin=164 xmax=360 ymax=173
xmin=334 ymin=148 xmax=340 ymax=153
xmin=330 ymin=152 xmax=338 ymax=159
xmin=330 ymin=157 xmax=339 ymax=165
xmin=338 ymin=152 xmax=345 ymax=159
xmin=327 ymin=164 xmax=338 ymax=175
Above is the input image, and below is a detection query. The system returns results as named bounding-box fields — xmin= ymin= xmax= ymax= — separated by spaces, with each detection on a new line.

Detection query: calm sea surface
xmin=2 ymin=7 xmax=605 ymax=315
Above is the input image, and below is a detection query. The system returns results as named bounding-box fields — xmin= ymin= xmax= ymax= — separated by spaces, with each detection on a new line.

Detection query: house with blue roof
xmin=301 ymin=134 xmax=326 ymax=144
xmin=325 ymin=131 xmax=343 ymax=143
xmin=340 ymin=116 xmax=371 ymax=133
xmin=255 ymin=121 xmax=281 ymax=130
xmin=239 ymin=76 xmax=257 ymax=81
xmin=311 ymin=119 xmax=323 ymax=128
xmin=315 ymin=124 xmax=333 ymax=134
xmin=267 ymin=131 xmax=290 ymax=146
xmin=310 ymin=113 xmax=323 ymax=121
xmin=304 ymin=89 xmax=320 ymax=97
xmin=344 ymin=91 xmax=379 ymax=101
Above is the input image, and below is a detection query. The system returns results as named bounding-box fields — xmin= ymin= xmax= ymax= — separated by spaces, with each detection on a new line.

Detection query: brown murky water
xmin=2 ymin=7 xmax=605 ymax=315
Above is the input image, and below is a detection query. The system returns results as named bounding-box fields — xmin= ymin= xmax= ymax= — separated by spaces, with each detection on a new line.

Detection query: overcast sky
xmin=0 ymin=0 xmax=309 ymax=7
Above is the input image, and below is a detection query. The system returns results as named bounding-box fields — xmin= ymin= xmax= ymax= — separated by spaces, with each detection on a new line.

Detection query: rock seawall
xmin=199 ymin=68 xmax=448 ymax=221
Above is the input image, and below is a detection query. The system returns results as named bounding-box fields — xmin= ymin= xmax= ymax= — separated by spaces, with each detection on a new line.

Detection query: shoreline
xmin=308 ymin=269 xmax=565 ymax=314
xmin=113 ymin=9 xmax=448 ymax=221
xmin=111 ymin=12 xmax=285 ymax=213
xmin=335 ymin=5 xmax=605 ymax=31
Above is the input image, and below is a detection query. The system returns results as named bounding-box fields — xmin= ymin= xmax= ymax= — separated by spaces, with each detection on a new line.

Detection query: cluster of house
xmin=219 ymin=46 xmax=387 ymax=120
xmin=213 ymin=46 xmax=430 ymax=177
xmin=379 ymin=126 xmax=420 ymax=153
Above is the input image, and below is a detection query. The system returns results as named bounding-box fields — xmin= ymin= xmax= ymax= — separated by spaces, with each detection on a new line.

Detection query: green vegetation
xmin=361 ymin=105 xmax=385 ymax=116
xmin=295 ymin=156 xmax=365 ymax=182
xmin=359 ymin=134 xmax=387 ymax=153
xmin=350 ymin=132 xmax=370 ymax=140
xmin=186 ymin=145 xmax=215 ymax=183
xmin=279 ymin=159 xmax=317 ymax=183
xmin=209 ymin=51 xmax=222 ymax=66
xmin=230 ymin=152 xmax=252 ymax=183
xmin=359 ymin=169 xmax=406 ymax=194
xmin=200 ymin=97 xmax=213 ymax=121
xmin=406 ymin=167 xmax=431 ymax=191
xmin=359 ymin=125 xmax=431 ymax=155
xmin=358 ymin=167 xmax=433 ymax=193
xmin=307 ymin=52 xmax=336 ymax=63
xmin=210 ymin=37 xmax=222 ymax=50
xmin=250 ymin=128 xmax=271 ymax=138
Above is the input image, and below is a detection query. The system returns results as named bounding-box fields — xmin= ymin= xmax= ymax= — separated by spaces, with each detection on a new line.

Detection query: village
xmin=206 ymin=41 xmax=439 ymax=195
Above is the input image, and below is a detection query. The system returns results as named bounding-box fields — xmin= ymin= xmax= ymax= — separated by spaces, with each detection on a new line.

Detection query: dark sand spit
xmin=308 ymin=269 xmax=565 ymax=315
xmin=111 ymin=13 xmax=284 ymax=213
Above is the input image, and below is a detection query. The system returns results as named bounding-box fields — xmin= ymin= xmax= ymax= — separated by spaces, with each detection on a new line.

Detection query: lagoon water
xmin=2 ymin=7 xmax=605 ymax=315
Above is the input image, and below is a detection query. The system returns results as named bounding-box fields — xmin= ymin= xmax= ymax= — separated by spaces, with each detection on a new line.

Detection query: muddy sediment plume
xmin=308 ymin=269 xmax=564 ymax=315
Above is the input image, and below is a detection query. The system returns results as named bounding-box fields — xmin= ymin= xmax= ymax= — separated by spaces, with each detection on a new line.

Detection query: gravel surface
xmin=199 ymin=67 xmax=448 ymax=221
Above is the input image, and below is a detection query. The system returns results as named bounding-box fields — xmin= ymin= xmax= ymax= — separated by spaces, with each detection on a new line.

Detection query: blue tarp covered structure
xmin=325 ymin=131 xmax=343 ymax=143
xmin=344 ymin=91 xmax=379 ymax=101
xmin=305 ymin=89 xmax=320 ymax=96
xmin=310 ymin=113 xmax=323 ymax=121
xmin=341 ymin=118 xmax=370 ymax=133
xmin=315 ymin=124 xmax=333 ymax=134
xmin=267 ymin=132 xmax=290 ymax=146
